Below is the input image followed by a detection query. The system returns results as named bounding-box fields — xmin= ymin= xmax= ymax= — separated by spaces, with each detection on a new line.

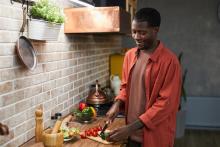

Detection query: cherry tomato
xmin=86 ymin=130 xmax=92 ymax=136
xmin=92 ymin=128 xmax=97 ymax=132
xmin=80 ymin=132 xmax=86 ymax=139
xmin=92 ymin=131 xmax=98 ymax=137
xmin=98 ymin=126 xmax=102 ymax=131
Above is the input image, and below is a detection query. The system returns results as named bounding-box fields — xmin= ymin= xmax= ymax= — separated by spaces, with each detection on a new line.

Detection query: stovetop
xmin=88 ymin=102 xmax=113 ymax=116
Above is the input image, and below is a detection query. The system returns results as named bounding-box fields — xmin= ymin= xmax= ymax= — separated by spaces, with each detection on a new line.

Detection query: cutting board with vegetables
xmin=80 ymin=126 xmax=112 ymax=144
xmin=86 ymin=130 xmax=112 ymax=144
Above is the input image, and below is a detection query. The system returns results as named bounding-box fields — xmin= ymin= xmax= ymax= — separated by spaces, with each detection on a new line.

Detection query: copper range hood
xmin=64 ymin=6 xmax=131 ymax=34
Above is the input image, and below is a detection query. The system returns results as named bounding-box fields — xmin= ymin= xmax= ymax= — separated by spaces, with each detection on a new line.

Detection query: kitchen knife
xmin=99 ymin=120 xmax=109 ymax=136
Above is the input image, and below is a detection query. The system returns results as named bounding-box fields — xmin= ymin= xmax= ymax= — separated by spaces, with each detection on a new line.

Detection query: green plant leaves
xmin=30 ymin=0 xmax=64 ymax=24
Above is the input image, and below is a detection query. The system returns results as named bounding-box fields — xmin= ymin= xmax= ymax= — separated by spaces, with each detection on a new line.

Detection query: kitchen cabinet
xmin=20 ymin=117 xmax=126 ymax=147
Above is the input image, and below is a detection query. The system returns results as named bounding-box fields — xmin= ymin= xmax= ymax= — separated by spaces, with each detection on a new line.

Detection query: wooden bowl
xmin=42 ymin=129 xmax=63 ymax=147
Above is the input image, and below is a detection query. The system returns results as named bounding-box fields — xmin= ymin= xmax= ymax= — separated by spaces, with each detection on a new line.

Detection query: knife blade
xmin=99 ymin=120 xmax=109 ymax=136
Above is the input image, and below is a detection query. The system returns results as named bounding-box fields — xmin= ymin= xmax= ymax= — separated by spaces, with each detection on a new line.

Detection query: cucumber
xmin=100 ymin=132 xmax=110 ymax=140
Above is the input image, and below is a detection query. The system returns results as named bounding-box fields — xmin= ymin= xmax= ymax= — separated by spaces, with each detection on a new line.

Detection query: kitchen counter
xmin=20 ymin=117 xmax=126 ymax=147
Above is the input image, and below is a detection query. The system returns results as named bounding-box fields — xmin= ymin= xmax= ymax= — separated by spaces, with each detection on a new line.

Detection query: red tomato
xmin=97 ymin=126 xmax=102 ymax=131
xmin=93 ymin=128 xmax=98 ymax=132
xmin=80 ymin=132 xmax=86 ymax=139
xmin=86 ymin=130 xmax=91 ymax=136
xmin=92 ymin=131 xmax=98 ymax=137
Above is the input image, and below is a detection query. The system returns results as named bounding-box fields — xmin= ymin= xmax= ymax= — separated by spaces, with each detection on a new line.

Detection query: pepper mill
xmin=35 ymin=108 xmax=43 ymax=142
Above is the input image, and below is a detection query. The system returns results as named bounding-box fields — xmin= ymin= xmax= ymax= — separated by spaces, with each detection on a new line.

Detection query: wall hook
xmin=10 ymin=0 xmax=26 ymax=6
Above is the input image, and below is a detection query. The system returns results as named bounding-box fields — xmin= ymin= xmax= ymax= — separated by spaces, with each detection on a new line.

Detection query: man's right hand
xmin=106 ymin=99 xmax=123 ymax=124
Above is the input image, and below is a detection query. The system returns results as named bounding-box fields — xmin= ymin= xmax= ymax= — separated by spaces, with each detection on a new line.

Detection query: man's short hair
xmin=134 ymin=7 xmax=161 ymax=27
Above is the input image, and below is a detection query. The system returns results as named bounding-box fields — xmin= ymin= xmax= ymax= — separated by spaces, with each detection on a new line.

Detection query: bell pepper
xmin=79 ymin=102 xmax=87 ymax=111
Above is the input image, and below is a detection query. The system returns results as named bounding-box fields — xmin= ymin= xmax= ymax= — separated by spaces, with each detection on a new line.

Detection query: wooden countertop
xmin=20 ymin=117 xmax=126 ymax=147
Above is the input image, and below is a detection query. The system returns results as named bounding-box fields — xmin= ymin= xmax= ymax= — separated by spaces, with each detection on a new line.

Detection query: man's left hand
xmin=107 ymin=125 xmax=131 ymax=142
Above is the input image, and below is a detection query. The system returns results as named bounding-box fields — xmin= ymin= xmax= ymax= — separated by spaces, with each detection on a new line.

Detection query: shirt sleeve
xmin=115 ymin=52 xmax=129 ymax=103
xmin=139 ymin=59 xmax=182 ymax=130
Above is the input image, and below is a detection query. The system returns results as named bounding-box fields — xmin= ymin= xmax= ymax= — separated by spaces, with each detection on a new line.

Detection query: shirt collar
xmin=149 ymin=41 xmax=164 ymax=62
xmin=135 ymin=41 xmax=164 ymax=62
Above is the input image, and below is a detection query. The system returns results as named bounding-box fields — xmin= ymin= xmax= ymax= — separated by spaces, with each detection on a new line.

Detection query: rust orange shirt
xmin=115 ymin=41 xmax=182 ymax=147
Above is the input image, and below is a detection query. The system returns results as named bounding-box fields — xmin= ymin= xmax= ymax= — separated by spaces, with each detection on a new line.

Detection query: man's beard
xmin=137 ymin=44 xmax=149 ymax=50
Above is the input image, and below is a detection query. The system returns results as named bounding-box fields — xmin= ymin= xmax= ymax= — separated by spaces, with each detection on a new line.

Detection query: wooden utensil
xmin=42 ymin=129 xmax=63 ymax=147
xmin=51 ymin=120 xmax=62 ymax=134
xmin=35 ymin=108 xmax=43 ymax=142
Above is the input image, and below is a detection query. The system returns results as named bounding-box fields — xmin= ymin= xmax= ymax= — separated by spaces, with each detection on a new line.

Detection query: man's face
xmin=131 ymin=20 xmax=159 ymax=50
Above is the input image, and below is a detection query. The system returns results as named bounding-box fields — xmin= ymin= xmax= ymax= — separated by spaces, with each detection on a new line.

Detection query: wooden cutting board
xmin=87 ymin=136 xmax=112 ymax=144
xmin=86 ymin=130 xmax=112 ymax=144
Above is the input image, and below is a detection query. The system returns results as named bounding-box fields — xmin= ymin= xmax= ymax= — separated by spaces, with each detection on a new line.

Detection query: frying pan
xmin=16 ymin=7 xmax=37 ymax=71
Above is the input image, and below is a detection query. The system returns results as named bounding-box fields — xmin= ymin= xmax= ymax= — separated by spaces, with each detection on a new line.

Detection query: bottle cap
xmin=51 ymin=115 xmax=57 ymax=120
xmin=55 ymin=113 xmax=62 ymax=117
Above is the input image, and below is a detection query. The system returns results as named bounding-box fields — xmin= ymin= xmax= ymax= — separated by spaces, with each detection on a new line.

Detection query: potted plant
xmin=28 ymin=0 xmax=64 ymax=41
xmin=176 ymin=52 xmax=188 ymax=138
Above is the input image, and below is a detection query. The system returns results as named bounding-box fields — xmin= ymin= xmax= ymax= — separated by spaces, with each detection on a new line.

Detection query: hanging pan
xmin=16 ymin=7 xmax=37 ymax=71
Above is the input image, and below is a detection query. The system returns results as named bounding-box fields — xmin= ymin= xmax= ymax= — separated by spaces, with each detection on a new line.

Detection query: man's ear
xmin=153 ymin=27 xmax=159 ymax=33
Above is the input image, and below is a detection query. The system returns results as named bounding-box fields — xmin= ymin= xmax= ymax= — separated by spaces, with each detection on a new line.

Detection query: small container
xmin=50 ymin=116 xmax=57 ymax=128
xmin=42 ymin=128 xmax=63 ymax=147
xmin=55 ymin=113 xmax=62 ymax=120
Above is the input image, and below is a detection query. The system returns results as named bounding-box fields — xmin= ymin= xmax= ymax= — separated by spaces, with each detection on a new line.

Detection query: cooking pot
xmin=86 ymin=80 xmax=110 ymax=105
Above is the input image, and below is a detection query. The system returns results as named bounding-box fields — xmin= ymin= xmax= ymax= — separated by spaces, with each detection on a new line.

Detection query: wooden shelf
xmin=126 ymin=0 xmax=137 ymax=21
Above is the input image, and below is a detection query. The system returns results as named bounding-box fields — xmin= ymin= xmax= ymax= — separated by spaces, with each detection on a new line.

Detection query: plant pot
xmin=28 ymin=19 xmax=61 ymax=41
xmin=176 ymin=109 xmax=186 ymax=138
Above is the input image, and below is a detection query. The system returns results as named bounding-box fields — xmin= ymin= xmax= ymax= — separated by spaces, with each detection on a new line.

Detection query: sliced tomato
xmin=97 ymin=126 xmax=102 ymax=131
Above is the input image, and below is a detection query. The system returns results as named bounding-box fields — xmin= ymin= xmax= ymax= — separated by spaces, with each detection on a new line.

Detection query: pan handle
xmin=19 ymin=7 xmax=26 ymax=35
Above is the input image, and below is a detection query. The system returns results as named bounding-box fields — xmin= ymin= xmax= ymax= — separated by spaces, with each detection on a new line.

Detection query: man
xmin=106 ymin=7 xmax=182 ymax=147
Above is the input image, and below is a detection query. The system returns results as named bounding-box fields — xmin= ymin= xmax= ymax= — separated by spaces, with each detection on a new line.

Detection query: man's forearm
xmin=127 ymin=119 xmax=145 ymax=132
xmin=114 ymin=99 xmax=124 ymax=108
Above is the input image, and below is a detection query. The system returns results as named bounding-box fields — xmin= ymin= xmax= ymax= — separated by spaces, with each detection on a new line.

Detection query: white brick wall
xmin=0 ymin=0 xmax=123 ymax=146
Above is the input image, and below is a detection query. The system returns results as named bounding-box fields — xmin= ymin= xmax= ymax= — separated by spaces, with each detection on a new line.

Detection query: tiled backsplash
xmin=0 ymin=1 xmax=123 ymax=146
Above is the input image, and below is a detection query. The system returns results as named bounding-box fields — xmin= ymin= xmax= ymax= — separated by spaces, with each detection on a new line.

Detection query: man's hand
xmin=106 ymin=99 xmax=123 ymax=124
xmin=107 ymin=126 xmax=131 ymax=142
xmin=107 ymin=119 xmax=145 ymax=142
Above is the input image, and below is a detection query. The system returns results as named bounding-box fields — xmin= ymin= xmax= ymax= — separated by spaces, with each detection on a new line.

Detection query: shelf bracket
xmin=10 ymin=0 xmax=35 ymax=6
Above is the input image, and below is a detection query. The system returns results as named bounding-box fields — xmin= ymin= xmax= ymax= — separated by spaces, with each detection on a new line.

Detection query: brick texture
xmin=0 ymin=1 xmax=124 ymax=146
